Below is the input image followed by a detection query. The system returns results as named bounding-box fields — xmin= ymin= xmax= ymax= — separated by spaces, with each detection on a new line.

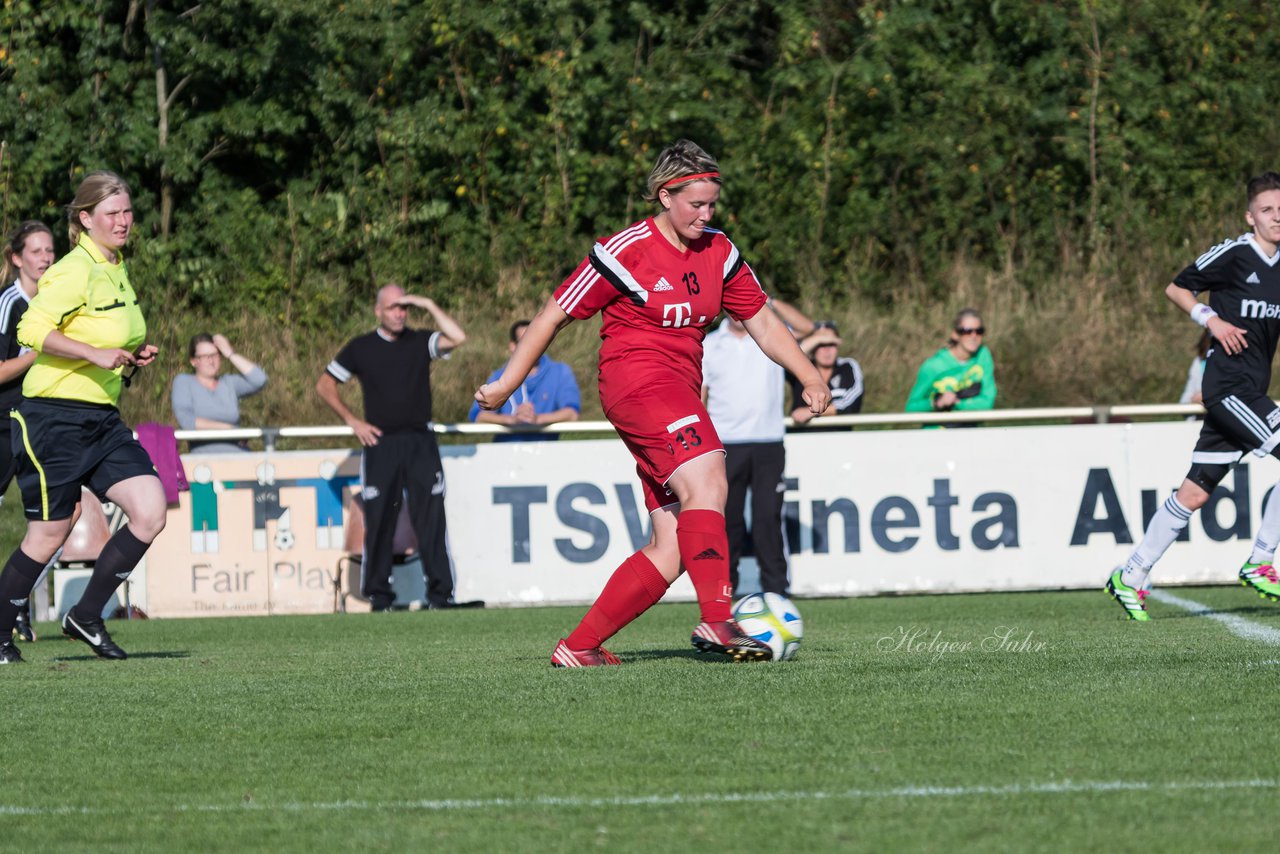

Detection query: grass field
xmin=3 ymin=586 xmax=1278 ymax=852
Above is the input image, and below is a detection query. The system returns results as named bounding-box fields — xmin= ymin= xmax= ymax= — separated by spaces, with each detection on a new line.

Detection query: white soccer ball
xmin=732 ymin=592 xmax=803 ymax=661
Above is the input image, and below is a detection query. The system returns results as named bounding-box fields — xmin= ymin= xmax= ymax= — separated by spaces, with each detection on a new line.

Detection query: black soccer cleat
xmin=691 ymin=620 xmax=773 ymax=661
xmin=62 ymin=611 xmax=127 ymax=660
xmin=0 ymin=640 xmax=24 ymax=664
xmin=13 ymin=602 xmax=36 ymax=643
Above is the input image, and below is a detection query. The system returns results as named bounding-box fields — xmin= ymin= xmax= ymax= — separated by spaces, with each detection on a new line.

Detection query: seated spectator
xmin=1179 ymin=330 xmax=1212 ymax=405
xmin=171 ymin=333 xmax=268 ymax=453
xmin=789 ymin=320 xmax=864 ymax=427
xmin=904 ymin=307 xmax=996 ymax=418
xmin=468 ymin=320 xmax=580 ymax=441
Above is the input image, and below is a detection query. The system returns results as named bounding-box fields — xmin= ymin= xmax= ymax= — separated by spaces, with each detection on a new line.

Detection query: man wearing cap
xmin=702 ymin=298 xmax=814 ymax=597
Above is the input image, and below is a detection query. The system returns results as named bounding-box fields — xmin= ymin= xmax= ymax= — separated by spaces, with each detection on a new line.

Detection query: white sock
xmin=1249 ymin=483 xmax=1280 ymax=564
xmin=1124 ymin=493 xmax=1193 ymax=583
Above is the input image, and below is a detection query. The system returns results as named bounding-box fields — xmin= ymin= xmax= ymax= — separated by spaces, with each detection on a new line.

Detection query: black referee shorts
xmin=10 ymin=398 xmax=156 ymax=521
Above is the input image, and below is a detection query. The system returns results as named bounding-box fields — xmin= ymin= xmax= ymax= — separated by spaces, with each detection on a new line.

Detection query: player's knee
xmin=643 ymin=544 xmax=682 ymax=583
xmin=1184 ymin=464 xmax=1231 ymax=502
xmin=127 ymin=500 xmax=168 ymax=541
xmin=678 ymin=473 xmax=728 ymax=510
xmin=131 ymin=515 xmax=166 ymax=542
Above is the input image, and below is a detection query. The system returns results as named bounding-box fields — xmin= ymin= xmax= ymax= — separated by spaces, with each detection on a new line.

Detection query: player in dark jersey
xmin=0 ymin=172 xmax=165 ymax=664
xmin=476 ymin=139 xmax=831 ymax=665
xmin=0 ymin=221 xmax=55 ymax=642
xmin=1107 ymin=171 xmax=1280 ymax=620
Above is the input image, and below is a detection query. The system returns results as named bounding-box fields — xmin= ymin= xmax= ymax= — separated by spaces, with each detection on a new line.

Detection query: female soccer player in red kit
xmin=475 ymin=140 xmax=831 ymax=666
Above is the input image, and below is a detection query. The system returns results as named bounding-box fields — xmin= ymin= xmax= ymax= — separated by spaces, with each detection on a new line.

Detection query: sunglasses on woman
xmin=955 ymin=326 xmax=985 ymax=335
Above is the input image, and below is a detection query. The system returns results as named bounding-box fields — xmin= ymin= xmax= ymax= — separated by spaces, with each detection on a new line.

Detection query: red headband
xmin=661 ymin=171 xmax=720 ymax=189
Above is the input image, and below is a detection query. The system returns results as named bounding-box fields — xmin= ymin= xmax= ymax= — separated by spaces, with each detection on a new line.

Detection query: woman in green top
xmin=0 ymin=171 xmax=165 ymax=664
xmin=904 ymin=308 xmax=997 ymax=414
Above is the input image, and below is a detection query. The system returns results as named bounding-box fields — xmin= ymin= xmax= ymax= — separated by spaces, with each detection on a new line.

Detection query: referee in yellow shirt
xmin=0 ymin=171 xmax=166 ymax=664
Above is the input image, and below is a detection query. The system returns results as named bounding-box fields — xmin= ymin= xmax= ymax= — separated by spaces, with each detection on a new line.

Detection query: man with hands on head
xmin=316 ymin=284 xmax=482 ymax=612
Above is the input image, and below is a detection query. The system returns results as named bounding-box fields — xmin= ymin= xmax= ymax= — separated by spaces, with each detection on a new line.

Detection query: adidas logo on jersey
xmin=652 ymin=277 xmax=675 ymax=292
xmin=1247 ymin=272 xmax=1261 ymax=285
xmin=692 ymin=548 xmax=724 ymax=561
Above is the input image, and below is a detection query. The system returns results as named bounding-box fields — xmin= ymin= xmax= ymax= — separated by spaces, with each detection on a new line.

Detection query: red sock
xmin=566 ymin=551 xmax=670 ymax=650
xmin=677 ymin=508 xmax=733 ymax=622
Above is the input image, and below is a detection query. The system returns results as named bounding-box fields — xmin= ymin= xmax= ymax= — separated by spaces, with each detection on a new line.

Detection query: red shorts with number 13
xmin=605 ymin=381 xmax=726 ymax=513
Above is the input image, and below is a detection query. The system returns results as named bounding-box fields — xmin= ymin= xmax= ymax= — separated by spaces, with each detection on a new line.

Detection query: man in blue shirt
xmin=468 ymin=320 xmax=581 ymax=441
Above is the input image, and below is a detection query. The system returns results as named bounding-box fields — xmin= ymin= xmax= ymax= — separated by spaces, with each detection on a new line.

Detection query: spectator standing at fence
xmin=790 ymin=320 xmax=864 ymax=427
xmin=477 ymin=139 xmax=831 ymax=666
xmin=467 ymin=319 xmax=580 ymax=441
xmin=0 ymin=221 xmax=55 ymax=643
xmin=702 ymin=298 xmax=812 ymax=597
xmin=317 ymin=284 xmax=482 ymax=611
xmin=1106 ymin=172 xmax=1280 ymax=620
xmin=0 ymin=171 xmax=166 ymax=663
xmin=171 ymin=333 xmax=268 ymax=453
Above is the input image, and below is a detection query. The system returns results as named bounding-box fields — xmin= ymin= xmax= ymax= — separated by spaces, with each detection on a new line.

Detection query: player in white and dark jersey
xmin=0 ymin=221 xmax=54 ymax=644
xmin=1107 ymin=171 xmax=1280 ymax=620
xmin=477 ymin=140 xmax=831 ymax=665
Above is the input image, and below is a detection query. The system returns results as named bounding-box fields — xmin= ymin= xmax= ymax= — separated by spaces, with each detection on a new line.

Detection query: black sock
xmin=74 ymin=527 xmax=149 ymax=622
xmin=0 ymin=549 xmax=46 ymax=637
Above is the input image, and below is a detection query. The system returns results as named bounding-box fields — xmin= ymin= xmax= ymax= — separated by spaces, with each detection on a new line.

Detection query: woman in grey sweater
xmin=171 ymin=333 xmax=267 ymax=453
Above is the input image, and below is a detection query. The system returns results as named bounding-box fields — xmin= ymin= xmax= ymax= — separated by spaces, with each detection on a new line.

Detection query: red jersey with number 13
xmin=554 ymin=218 xmax=767 ymax=410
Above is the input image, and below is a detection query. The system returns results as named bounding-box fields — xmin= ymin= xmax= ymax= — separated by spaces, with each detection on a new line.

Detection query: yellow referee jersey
xmin=18 ymin=234 xmax=147 ymax=407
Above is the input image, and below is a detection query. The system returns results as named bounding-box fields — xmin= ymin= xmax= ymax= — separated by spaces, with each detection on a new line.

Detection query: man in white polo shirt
xmin=702 ymin=298 xmax=814 ymax=596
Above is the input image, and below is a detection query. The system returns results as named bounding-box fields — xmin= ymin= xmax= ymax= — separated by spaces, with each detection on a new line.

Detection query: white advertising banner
xmin=134 ymin=420 xmax=1270 ymax=616
xmin=447 ymin=420 xmax=1268 ymax=605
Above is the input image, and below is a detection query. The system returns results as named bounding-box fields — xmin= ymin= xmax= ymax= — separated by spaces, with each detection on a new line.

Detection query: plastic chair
xmin=58 ymin=490 xmax=113 ymax=565
xmin=334 ymin=488 xmax=418 ymax=612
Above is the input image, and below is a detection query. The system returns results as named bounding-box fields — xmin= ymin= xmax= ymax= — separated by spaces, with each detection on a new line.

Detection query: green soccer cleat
xmin=1105 ymin=567 xmax=1150 ymax=621
xmin=1239 ymin=561 xmax=1280 ymax=602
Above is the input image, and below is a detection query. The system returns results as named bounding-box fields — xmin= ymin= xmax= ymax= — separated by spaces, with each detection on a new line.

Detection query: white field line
xmin=0 ymin=779 xmax=1275 ymax=817
xmin=1150 ymin=590 xmax=1280 ymax=645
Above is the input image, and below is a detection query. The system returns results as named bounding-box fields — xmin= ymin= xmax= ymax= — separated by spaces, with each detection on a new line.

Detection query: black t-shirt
xmin=326 ymin=327 xmax=445 ymax=432
xmin=0 ymin=281 xmax=32 ymax=416
xmin=1173 ymin=233 xmax=1280 ymax=406
xmin=789 ymin=357 xmax=865 ymax=416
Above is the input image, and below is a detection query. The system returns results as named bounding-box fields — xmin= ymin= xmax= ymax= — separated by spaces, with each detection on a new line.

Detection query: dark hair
xmin=812 ymin=319 xmax=840 ymax=337
xmin=509 ymin=319 xmax=531 ymax=344
xmin=2 ymin=220 xmax=54 ymax=284
xmin=1247 ymin=172 xmax=1280 ymax=204
xmin=188 ymin=332 xmax=215 ymax=359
